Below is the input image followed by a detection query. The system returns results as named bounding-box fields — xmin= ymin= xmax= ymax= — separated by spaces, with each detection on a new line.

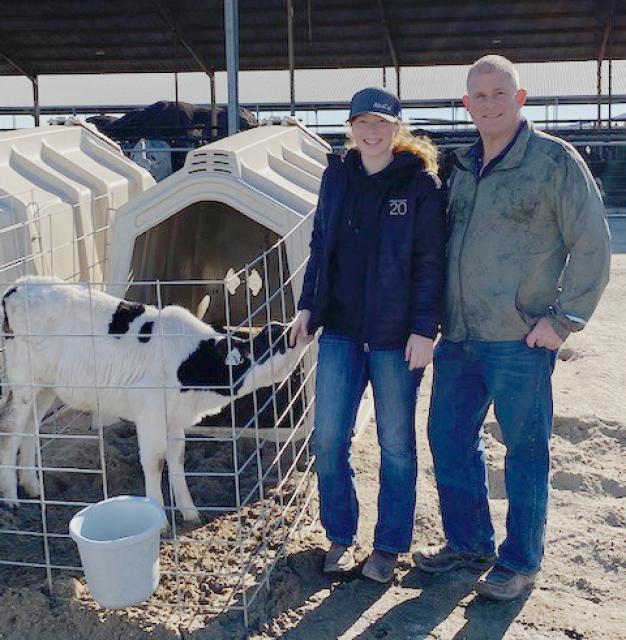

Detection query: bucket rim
xmin=69 ymin=495 xmax=167 ymax=548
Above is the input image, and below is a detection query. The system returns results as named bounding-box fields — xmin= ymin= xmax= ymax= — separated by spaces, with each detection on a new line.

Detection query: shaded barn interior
xmin=127 ymin=200 xmax=294 ymax=324
xmin=126 ymin=200 xmax=301 ymax=431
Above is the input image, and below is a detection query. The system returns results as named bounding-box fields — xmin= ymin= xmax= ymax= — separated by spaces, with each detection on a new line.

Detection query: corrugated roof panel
xmin=1 ymin=1 xmax=626 ymax=75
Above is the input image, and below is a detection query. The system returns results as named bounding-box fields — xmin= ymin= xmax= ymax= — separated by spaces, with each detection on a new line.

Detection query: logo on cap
xmin=349 ymin=87 xmax=401 ymax=121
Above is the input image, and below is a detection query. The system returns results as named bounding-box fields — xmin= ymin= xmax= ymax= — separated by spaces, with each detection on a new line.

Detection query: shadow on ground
xmin=349 ymin=567 xmax=529 ymax=640
xmin=0 ymin=547 xmax=531 ymax=640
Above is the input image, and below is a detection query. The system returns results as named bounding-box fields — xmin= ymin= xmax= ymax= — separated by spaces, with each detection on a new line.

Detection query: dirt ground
xmin=0 ymin=256 xmax=624 ymax=640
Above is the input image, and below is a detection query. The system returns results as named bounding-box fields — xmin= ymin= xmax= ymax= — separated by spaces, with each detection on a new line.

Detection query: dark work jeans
xmin=314 ymin=331 xmax=423 ymax=554
xmin=428 ymin=338 xmax=557 ymax=575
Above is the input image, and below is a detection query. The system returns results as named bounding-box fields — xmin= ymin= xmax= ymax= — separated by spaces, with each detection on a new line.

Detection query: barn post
xmin=224 ymin=0 xmax=240 ymax=135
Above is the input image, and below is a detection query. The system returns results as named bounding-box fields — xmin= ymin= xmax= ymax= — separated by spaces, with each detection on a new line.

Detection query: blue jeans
xmin=428 ymin=339 xmax=557 ymax=575
xmin=314 ymin=332 xmax=423 ymax=554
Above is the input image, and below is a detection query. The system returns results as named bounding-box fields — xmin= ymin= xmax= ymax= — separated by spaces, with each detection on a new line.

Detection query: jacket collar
xmin=327 ymin=150 xmax=419 ymax=172
xmin=455 ymin=119 xmax=534 ymax=174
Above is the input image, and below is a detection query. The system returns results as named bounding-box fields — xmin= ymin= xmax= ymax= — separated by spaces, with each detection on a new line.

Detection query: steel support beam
xmin=0 ymin=49 xmax=39 ymax=124
xmin=597 ymin=58 xmax=602 ymax=127
xmin=209 ymin=68 xmax=218 ymax=139
xmin=376 ymin=0 xmax=400 ymax=98
xmin=597 ymin=0 xmax=615 ymax=62
xmin=152 ymin=0 xmax=212 ymax=75
xmin=597 ymin=0 xmax=616 ymax=128
xmin=396 ymin=65 xmax=401 ymax=102
xmin=224 ymin=0 xmax=240 ymax=135
xmin=0 ymin=50 xmax=34 ymax=79
xmin=32 ymin=76 xmax=40 ymax=127
xmin=287 ymin=0 xmax=296 ymax=116
xmin=376 ymin=0 xmax=399 ymax=69
xmin=608 ymin=57 xmax=613 ymax=128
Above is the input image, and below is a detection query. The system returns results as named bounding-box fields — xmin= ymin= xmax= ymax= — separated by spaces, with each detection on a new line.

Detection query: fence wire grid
xmin=0 ymin=187 xmax=327 ymax=627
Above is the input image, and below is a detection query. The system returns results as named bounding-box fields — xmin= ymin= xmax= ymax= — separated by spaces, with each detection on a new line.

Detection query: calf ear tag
xmin=225 ymin=348 xmax=242 ymax=366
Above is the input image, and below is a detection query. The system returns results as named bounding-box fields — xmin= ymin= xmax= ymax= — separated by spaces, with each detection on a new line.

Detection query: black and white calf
xmin=0 ymin=276 xmax=303 ymax=521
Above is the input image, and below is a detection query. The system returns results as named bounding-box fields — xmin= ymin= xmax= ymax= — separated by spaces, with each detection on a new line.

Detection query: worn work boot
xmin=323 ymin=543 xmax=356 ymax=574
xmin=476 ymin=565 xmax=537 ymax=601
xmin=361 ymin=550 xmax=397 ymax=583
xmin=414 ymin=543 xmax=496 ymax=574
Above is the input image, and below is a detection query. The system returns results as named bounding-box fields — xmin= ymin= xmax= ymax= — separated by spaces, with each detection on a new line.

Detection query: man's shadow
xmin=349 ymin=567 xmax=530 ymax=640
xmin=349 ymin=567 xmax=479 ymax=639
xmin=451 ymin=592 xmax=530 ymax=639
xmin=266 ymin=556 xmax=492 ymax=640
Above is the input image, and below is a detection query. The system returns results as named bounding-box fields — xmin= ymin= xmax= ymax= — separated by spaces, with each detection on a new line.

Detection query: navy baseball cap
xmin=349 ymin=87 xmax=401 ymax=122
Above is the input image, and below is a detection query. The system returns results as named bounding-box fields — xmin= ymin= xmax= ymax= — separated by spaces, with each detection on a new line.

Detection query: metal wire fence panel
xmin=0 ymin=200 xmax=334 ymax=627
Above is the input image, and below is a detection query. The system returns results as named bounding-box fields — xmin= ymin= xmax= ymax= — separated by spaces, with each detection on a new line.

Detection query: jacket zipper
xmin=457 ymin=175 xmax=480 ymax=339
xmin=360 ymin=184 xmax=396 ymax=352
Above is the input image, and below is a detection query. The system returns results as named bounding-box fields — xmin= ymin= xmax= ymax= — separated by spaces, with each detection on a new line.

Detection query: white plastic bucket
xmin=69 ymin=495 xmax=167 ymax=609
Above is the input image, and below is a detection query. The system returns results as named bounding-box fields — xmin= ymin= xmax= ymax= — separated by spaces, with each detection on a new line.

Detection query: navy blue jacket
xmin=298 ymin=149 xmax=446 ymax=349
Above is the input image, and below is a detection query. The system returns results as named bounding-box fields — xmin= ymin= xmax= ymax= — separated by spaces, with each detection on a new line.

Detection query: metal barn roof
xmin=1 ymin=1 xmax=625 ymax=77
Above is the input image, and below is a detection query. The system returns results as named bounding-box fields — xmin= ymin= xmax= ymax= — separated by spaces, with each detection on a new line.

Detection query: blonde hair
xmin=392 ymin=124 xmax=439 ymax=173
xmin=467 ymin=54 xmax=520 ymax=91
xmin=346 ymin=123 xmax=439 ymax=174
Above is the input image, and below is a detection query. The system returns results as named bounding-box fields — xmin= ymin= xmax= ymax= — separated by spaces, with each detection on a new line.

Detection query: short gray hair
xmin=467 ymin=55 xmax=520 ymax=91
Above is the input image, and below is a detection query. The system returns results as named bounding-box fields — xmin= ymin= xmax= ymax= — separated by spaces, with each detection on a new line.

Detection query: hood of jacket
xmin=344 ymin=148 xmax=425 ymax=184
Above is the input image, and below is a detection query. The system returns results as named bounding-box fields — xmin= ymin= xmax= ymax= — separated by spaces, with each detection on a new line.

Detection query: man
xmin=416 ymin=55 xmax=610 ymax=600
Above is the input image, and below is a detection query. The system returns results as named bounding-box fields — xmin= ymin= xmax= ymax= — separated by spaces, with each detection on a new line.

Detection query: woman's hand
xmin=289 ymin=310 xmax=312 ymax=347
xmin=404 ymin=334 xmax=433 ymax=370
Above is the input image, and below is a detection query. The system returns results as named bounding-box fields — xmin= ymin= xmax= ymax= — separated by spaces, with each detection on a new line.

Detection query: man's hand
xmin=404 ymin=334 xmax=434 ymax=370
xmin=289 ymin=310 xmax=312 ymax=347
xmin=525 ymin=316 xmax=564 ymax=350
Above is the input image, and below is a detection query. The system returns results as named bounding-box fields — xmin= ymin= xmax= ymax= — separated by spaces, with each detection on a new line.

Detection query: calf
xmin=0 ymin=276 xmax=303 ymax=521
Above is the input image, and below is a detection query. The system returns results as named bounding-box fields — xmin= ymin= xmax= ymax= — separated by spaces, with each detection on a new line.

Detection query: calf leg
xmin=0 ymin=389 xmax=35 ymax=506
xmin=135 ymin=413 xmax=168 ymax=511
xmin=18 ymin=388 xmax=56 ymax=498
xmin=166 ymin=424 xmax=199 ymax=522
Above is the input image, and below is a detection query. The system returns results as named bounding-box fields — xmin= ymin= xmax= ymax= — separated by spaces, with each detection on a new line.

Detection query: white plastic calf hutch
xmin=107 ymin=122 xmax=327 ymax=310
xmin=106 ymin=122 xmax=332 ymax=442
xmin=0 ymin=124 xmax=155 ymax=288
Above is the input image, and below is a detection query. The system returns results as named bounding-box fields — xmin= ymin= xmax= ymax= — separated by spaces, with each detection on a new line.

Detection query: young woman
xmin=290 ymin=87 xmax=446 ymax=582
